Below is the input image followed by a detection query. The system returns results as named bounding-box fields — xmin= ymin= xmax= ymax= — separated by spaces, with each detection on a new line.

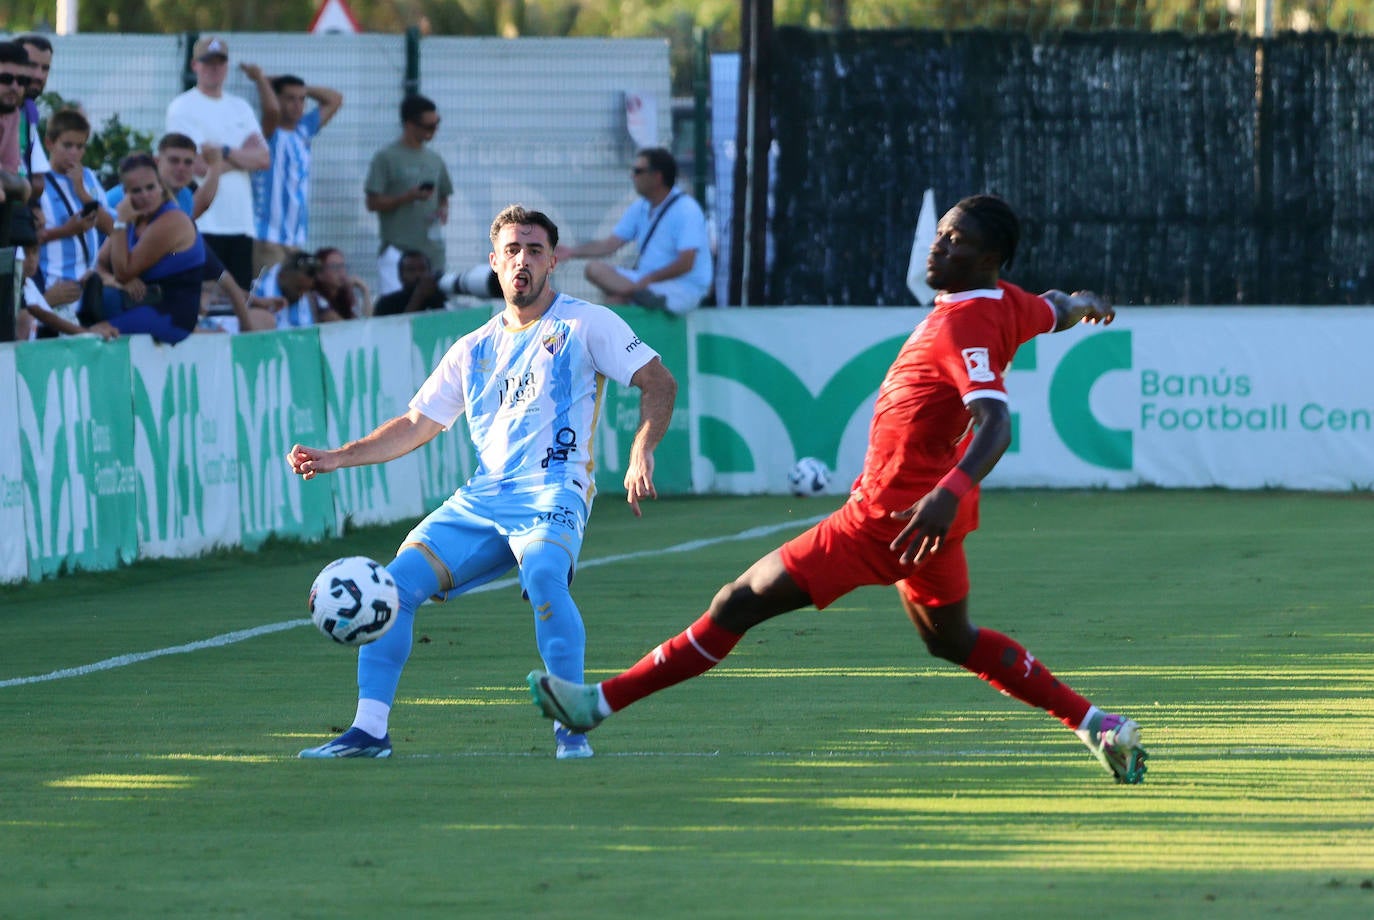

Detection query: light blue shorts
xmin=399 ymin=486 xmax=589 ymax=602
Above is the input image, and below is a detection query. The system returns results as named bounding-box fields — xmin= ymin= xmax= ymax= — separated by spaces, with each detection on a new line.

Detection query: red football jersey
xmin=855 ymin=280 xmax=1056 ymax=510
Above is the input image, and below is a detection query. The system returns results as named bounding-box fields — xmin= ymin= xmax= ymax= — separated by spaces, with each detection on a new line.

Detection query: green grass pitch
xmin=2 ymin=491 xmax=1372 ymax=918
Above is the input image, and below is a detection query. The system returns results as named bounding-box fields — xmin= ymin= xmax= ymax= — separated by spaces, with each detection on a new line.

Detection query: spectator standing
xmin=14 ymin=35 xmax=51 ymax=199
xmin=245 ymin=66 xmax=342 ymax=274
xmin=556 ymin=147 xmax=713 ymax=315
xmin=364 ymin=94 xmax=452 ymax=295
xmin=165 ymin=36 xmax=269 ymax=290
xmin=0 ymin=42 xmax=31 ymax=186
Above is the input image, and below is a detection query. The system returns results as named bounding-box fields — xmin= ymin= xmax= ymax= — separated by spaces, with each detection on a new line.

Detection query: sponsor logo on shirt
xmin=624 ymin=336 xmax=643 ymax=353
xmin=540 ymin=426 xmax=579 ymax=468
xmin=500 ymin=371 xmax=538 ymax=407
xmin=961 ymin=347 xmax=995 ymax=382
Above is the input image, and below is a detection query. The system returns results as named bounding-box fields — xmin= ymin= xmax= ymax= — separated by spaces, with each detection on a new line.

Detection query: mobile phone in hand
xmin=418 ymin=181 xmax=436 ymax=191
xmin=80 ymin=200 xmax=99 ymax=216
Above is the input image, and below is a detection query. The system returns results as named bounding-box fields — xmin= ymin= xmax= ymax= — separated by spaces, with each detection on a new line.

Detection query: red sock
xmin=601 ymin=613 xmax=743 ymax=712
xmin=961 ymin=628 xmax=1091 ymax=729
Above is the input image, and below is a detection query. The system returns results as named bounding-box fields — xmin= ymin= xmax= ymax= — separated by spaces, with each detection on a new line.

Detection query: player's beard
xmin=508 ymin=269 xmax=547 ymax=308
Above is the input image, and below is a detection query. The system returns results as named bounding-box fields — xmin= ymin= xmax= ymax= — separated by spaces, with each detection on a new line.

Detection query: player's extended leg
xmin=900 ymin=590 xmax=1148 ymax=784
xmin=299 ymin=547 xmax=438 ymax=759
xmin=527 ymin=548 xmax=811 ymax=733
xmin=518 ymin=540 xmax=594 ymax=760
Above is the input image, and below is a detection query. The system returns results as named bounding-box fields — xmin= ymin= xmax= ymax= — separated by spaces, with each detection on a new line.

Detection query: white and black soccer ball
xmin=309 ymin=556 xmax=399 ymax=646
xmin=787 ymin=456 xmax=831 ymax=497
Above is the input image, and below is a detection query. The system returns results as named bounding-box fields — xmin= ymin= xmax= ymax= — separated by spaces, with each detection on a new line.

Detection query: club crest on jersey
xmin=542 ymin=329 xmax=567 ymax=355
xmin=961 ymin=347 xmax=995 ymax=382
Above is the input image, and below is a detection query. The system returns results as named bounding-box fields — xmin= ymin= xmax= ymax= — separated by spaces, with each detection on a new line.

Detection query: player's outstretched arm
xmin=1044 ymin=289 xmax=1115 ymax=332
xmin=286 ymin=410 xmax=444 ymax=481
xmin=624 ymin=357 xmax=677 ymax=517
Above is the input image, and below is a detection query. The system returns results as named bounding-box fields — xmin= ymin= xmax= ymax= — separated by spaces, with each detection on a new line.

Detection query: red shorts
xmin=779 ymin=494 xmax=978 ymax=610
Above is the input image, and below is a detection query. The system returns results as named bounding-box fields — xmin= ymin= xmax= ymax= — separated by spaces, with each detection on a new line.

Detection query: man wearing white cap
xmin=165 ymin=35 xmax=269 ymax=289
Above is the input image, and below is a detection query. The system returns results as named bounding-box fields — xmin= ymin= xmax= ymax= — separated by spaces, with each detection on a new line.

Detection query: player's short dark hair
xmin=157 ymin=132 xmax=197 ymax=153
xmin=489 ymin=204 xmax=559 ymax=250
xmin=400 ymin=93 xmax=436 ymax=124
xmin=0 ymin=41 xmax=30 ymax=67
xmin=637 ymin=147 xmax=678 ymax=188
xmin=955 ymin=194 xmax=1020 ymax=270
xmin=399 ymin=249 xmax=431 ymax=268
xmin=15 ymin=34 xmax=53 ymax=55
xmin=45 ymin=108 xmax=90 ymax=140
xmin=272 ymin=75 xmax=305 ymax=95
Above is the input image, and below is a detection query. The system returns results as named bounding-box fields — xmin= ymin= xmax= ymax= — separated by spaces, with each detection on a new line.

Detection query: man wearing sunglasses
xmin=0 ymin=41 xmax=33 ymax=186
xmin=14 ymin=36 xmax=52 ymax=191
xmin=556 ymin=147 xmax=712 ymax=315
xmin=365 ymin=93 xmax=452 ymax=297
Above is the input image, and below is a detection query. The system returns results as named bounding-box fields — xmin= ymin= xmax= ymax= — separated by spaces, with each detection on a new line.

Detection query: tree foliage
xmin=5 ymin=0 xmax=1372 ymax=37
xmin=3 ymin=0 xmax=1372 ymax=96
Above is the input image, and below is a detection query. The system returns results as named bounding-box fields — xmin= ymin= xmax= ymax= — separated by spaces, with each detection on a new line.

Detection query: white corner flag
xmin=905 ymin=188 xmax=938 ymax=305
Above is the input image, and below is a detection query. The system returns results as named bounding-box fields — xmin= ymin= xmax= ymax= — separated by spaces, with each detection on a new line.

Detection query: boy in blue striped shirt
xmin=37 ymin=108 xmax=114 ymax=313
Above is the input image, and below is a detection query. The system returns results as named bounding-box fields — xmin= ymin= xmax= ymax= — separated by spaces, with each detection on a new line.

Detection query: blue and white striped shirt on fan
xmin=38 ymin=168 xmax=111 ymax=282
xmin=253 ymin=108 xmax=321 ymax=248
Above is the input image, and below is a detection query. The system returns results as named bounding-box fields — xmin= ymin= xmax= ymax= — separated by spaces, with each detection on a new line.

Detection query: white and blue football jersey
xmin=410 ymin=294 xmax=658 ymax=503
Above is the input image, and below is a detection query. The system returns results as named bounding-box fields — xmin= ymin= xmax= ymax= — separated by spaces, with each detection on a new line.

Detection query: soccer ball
xmin=309 ymin=556 xmax=399 ymax=646
xmin=787 ymin=456 xmax=831 ymax=497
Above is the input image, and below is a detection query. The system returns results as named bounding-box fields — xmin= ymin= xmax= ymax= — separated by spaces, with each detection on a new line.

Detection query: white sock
xmin=1076 ymin=704 xmax=1102 ymax=735
xmin=352 ymin=698 xmax=391 ymax=738
xmin=596 ymin=685 xmax=612 ymax=718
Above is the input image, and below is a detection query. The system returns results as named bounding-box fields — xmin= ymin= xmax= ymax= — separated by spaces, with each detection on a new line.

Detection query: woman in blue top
xmin=91 ymin=152 xmax=206 ymax=345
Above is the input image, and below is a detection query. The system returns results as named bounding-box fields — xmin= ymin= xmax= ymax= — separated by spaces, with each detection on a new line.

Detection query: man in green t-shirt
xmin=364 ymin=93 xmax=453 ymax=296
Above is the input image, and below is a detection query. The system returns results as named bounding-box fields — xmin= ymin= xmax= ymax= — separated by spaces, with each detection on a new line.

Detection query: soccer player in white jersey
xmin=288 ymin=204 xmax=677 ymax=760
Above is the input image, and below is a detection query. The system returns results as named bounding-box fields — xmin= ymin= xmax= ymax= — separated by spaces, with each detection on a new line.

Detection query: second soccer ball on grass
xmin=787 ymin=456 xmax=831 ymax=497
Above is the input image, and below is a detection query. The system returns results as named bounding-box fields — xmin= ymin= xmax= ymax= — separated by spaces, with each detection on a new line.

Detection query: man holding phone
xmin=364 ymin=93 xmax=452 ymax=296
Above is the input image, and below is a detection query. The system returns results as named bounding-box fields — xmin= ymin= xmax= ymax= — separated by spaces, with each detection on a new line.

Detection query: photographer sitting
xmin=372 ymin=249 xmax=498 ymax=316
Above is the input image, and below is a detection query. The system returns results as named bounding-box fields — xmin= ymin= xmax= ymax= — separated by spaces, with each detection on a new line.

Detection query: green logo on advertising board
xmin=327 ymin=344 xmax=395 ymax=510
xmin=132 ymin=357 xmax=206 ymax=544
xmin=16 ymin=339 xmax=138 ymax=578
xmin=1048 ymin=330 xmax=1133 ymax=470
xmin=695 ymin=333 xmax=906 ymax=472
xmin=232 ymin=331 xmax=334 ymax=550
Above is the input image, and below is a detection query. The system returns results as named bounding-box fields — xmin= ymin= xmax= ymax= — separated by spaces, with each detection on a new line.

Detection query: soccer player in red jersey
xmin=528 ymin=194 xmax=1147 ymax=783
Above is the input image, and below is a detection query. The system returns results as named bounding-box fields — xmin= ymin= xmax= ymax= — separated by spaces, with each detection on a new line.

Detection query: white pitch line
xmin=1 ymin=513 xmax=827 ymax=689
